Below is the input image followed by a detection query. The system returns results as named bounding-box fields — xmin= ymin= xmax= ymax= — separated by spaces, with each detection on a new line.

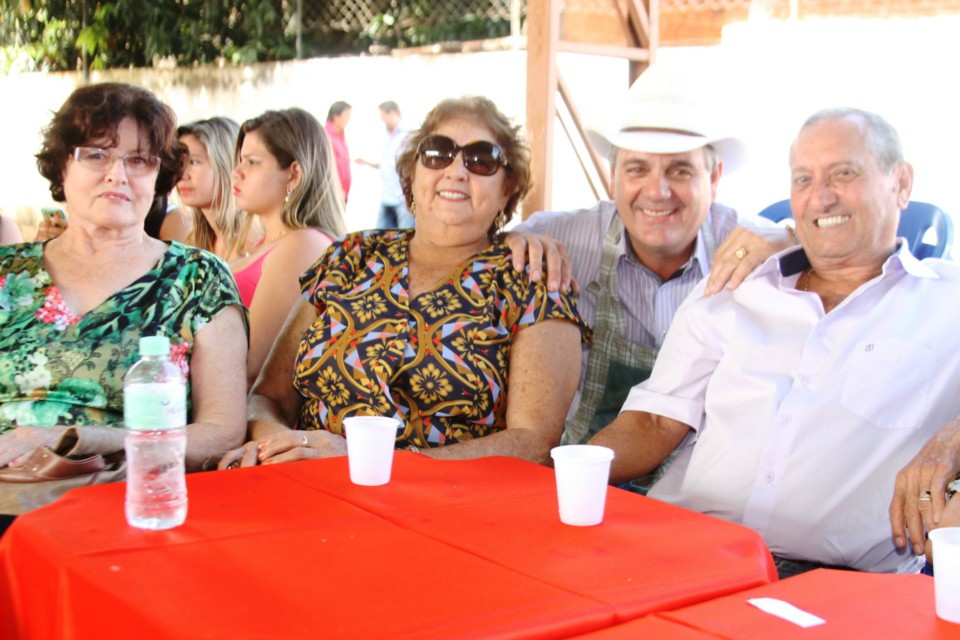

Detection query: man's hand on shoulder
xmin=504 ymin=231 xmax=579 ymax=294
xmin=705 ymin=225 xmax=797 ymax=295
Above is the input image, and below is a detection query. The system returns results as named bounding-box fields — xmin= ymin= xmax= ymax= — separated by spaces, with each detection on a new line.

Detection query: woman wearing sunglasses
xmin=220 ymin=96 xmax=591 ymax=469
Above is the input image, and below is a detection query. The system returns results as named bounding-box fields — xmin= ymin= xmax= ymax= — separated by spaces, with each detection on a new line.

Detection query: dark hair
xmin=36 ymin=82 xmax=185 ymax=203
xmin=378 ymin=101 xmax=400 ymax=115
xmin=326 ymin=101 xmax=352 ymax=121
xmin=396 ymin=96 xmax=532 ymax=240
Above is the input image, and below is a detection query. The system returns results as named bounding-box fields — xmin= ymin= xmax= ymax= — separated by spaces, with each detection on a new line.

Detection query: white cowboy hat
xmin=587 ymin=63 xmax=747 ymax=173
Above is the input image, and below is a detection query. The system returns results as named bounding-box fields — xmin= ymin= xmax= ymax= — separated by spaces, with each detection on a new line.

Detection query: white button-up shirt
xmin=625 ymin=243 xmax=960 ymax=573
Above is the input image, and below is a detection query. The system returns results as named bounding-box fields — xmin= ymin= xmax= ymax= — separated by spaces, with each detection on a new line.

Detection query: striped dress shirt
xmin=516 ymin=200 xmax=742 ymax=417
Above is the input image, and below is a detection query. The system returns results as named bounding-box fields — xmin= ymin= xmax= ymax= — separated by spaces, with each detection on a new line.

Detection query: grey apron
xmin=563 ymin=213 xmax=716 ymax=493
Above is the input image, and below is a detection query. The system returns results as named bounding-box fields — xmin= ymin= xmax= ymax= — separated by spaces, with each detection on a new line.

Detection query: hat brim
xmin=587 ymin=127 xmax=746 ymax=174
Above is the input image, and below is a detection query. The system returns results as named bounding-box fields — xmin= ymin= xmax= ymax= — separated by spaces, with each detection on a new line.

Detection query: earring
xmin=285 ymin=187 xmax=293 ymax=203
xmin=495 ymin=209 xmax=509 ymax=232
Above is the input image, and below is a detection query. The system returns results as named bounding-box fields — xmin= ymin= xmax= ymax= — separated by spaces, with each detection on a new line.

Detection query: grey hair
xmin=796 ymin=107 xmax=903 ymax=172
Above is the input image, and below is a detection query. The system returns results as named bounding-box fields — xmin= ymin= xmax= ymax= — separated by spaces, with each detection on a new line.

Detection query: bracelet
xmin=948 ymin=475 xmax=960 ymax=499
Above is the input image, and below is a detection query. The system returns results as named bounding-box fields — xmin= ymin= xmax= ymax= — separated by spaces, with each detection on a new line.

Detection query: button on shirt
xmin=625 ymin=242 xmax=960 ymax=573
xmin=516 ymin=201 xmax=740 ymax=417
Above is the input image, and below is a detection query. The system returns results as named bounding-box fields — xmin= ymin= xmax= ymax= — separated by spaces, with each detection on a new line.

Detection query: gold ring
xmin=919 ymin=490 xmax=933 ymax=502
xmin=734 ymin=247 xmax=748 ymax=260
xmin=301 ymin=434 xmax=308 ymax=447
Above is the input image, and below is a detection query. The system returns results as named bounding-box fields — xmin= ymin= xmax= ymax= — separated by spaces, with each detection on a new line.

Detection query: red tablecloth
xmin=578 ymin=569 xmax=956 ymax=639
xmin=0 ymin=454 xmax=775 ymax=639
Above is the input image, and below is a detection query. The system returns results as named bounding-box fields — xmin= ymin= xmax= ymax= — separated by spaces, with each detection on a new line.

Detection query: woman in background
xmin=230 ymin=108 xmax=346 ymax=386
xmin=0 ymin=213 xmax=22 ymax=244
xmin=177 ymin=117 xmax=263 ymax=261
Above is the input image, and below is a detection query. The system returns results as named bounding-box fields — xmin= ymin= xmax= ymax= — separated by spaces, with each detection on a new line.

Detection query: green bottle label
xmin=124 ymin=383 xmax=186 ymax=430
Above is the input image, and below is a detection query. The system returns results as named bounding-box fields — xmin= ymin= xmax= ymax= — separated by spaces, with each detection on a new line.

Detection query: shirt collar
xmin=768 ymin=239 xmax=941 ymax=281
xmin=618 ymin=216 xmax=710 ymax=282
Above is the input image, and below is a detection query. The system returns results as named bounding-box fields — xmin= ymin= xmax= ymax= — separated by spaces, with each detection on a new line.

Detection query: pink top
xmin=233 ymin=229 xmax=336 ymax=308
xmin=233 ymin=247 xmax=274 ymax=308
xmin=325 ymin=121 xmax=351 ymax=200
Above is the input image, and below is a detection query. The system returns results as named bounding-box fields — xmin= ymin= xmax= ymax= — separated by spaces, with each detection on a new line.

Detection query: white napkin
xmin=747 ymin=598 xmax=826 ymax=628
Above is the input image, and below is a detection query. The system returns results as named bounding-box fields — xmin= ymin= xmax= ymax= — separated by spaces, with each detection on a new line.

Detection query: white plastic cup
xmin=344 ymin=416 xmax=400 ymax=486
xmin=930 ymin=527 xmax=960 ymax=623
xmin=550 ymin=445 xmax=615 ymax=526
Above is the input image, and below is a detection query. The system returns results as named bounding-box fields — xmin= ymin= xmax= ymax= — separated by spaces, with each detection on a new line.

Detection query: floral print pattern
xmin=0 ymin=241 xmax=242 ymax=432
xmin=294 ymin=230 xmax=592 ymax=448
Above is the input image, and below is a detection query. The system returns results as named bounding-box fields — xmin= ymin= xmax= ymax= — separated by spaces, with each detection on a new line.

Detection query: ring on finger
xmin=734 ymin=246 xmax=748 ymax=260
xmin=301 ymin=433 xmax=308 ymax=447
xmin=919 ymin=489 xmax=933 ymax=503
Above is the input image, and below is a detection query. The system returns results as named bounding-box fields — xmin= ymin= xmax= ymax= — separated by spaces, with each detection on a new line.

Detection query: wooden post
xmin=522 ymin=0 xmax=560 ymax=217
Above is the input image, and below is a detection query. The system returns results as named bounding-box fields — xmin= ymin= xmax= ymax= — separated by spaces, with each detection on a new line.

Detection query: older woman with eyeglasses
xmin=220 ymin=96 xmax=591 ymax=469
xmin=0 ymin=83 xmax=247 ymax=512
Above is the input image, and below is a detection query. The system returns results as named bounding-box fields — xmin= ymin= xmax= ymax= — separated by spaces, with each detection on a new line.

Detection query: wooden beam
xmin=626 ymin=0 xmax=652 ymax=49
xmin=557 ymin=73 xmax=610 ymax=199
xmin=556 ymin=41 xmax=652 ymax=62
xmin=523 ymin=0 xmax=561 ymax=216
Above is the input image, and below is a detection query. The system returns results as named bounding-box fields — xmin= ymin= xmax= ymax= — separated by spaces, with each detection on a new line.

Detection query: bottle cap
xmin=139 ymin=335 xmax=171 ymax=357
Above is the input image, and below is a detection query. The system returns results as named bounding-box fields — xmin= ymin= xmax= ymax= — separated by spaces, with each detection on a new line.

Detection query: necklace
xmin=800 ymin=268 xmax=813 ymax=291
xmin=267 ymin=230 xmax=287 ymax=243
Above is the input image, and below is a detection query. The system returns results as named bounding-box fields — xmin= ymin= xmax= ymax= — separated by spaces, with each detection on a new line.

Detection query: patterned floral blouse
xmin=0 ymin=241 xmax=242 ymax=433
xmin=295 ymin=230 xmax=592 ymax=448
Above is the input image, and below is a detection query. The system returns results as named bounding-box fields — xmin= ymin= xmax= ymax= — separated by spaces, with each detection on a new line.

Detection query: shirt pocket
xmin=840 ymin=339 xmax=934 ymax=430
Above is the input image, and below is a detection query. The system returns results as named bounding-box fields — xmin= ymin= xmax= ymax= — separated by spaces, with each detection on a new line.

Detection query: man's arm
xmin=589 ymin=410 xmax=691 ymax=485
xmin=890 ymin=418 xmax=960 ymax=555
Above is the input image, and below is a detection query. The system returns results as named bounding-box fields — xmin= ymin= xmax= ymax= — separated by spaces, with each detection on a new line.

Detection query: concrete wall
xmin=0 ymin=49 xmax=626 ymax=240
xmin=4 ymin=14 xmax=960 ymax=254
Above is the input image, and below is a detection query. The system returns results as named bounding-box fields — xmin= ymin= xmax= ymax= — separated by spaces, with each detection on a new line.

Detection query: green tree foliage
xmin=0 ymin=0 xmax=294 ymax=73
xmin=0 ymin=0 xmax=515 ymax=73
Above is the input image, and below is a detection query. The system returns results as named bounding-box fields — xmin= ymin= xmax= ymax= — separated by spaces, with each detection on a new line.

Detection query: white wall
xmin=3 ymin=14 xmax=958 ymax=252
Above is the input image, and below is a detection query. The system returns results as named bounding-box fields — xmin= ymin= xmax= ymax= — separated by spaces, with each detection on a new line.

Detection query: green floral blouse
xmin=295 ymin=230 xmax=593 ymax=448
xmin=0 ymin=241 xmax=242 ymax=433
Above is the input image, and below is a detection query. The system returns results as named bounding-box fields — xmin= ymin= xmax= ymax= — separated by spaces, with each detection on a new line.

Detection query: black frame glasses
xmin=416 ymin=135 xmax=509 ymax=176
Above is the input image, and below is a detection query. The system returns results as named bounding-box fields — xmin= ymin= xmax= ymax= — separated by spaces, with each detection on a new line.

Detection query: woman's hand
xmin=0 ymin=426 xmax=69 ymax=468
xmin=504 ymin=232 xmax=578 ymax=294
xmin=35 ymin=218 xmax=68 ymax=242
xmin=219 ymin=429 xmax=347 ymax=469
xmin=217 ymin=441 xmax=261 ymax=470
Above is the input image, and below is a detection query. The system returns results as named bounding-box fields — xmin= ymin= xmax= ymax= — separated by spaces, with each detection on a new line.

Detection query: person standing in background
xmin=325 ymin=101 xmax=352 ymax=203
xmin=0 ymin=212 xmax=23 ymax=244
xmin=357 ymin=101 xmax=414 ymax=229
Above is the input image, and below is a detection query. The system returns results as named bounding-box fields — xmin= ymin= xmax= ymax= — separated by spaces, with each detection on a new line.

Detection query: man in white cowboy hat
xmin=591 ymin=106 xmax=960 ymax=577
xmin=514 ymin=63 xmax=788 ymax=465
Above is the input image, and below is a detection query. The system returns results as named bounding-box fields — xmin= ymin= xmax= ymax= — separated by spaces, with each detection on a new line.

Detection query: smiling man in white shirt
xmin=591 ymin=107 xmax=960 ymax=577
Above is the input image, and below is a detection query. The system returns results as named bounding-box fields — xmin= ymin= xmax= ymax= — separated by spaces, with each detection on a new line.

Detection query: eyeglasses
xmin=416 ymin=135 xmax=509 ymax=176
xmin=73 ymin=147 xmax=161 ymax=177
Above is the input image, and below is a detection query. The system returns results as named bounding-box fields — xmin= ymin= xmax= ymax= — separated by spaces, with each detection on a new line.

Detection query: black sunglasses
xmin=416 ymin=134 xmax=510 ymax=176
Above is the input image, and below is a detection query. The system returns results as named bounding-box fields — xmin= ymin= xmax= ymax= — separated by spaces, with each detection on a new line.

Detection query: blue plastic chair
xmin=756 ymin=199 xmax=953 ymax=259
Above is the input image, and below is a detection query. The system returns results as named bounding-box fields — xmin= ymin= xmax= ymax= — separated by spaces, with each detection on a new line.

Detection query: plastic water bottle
xmin=124 ymin=335 xmax=188 ymax=530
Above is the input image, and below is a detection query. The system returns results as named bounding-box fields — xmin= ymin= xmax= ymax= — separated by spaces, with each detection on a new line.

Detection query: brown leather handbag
xmin=0 ymin=427 xmax=126 ymax=515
